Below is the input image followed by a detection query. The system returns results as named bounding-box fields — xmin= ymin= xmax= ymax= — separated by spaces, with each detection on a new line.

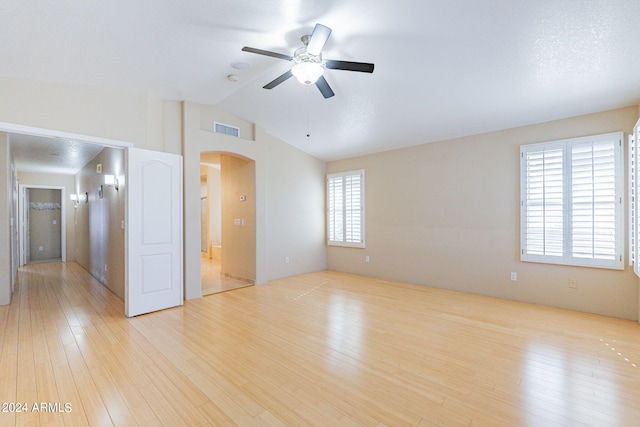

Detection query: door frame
xmin=1 ymin=121 xmax=140 ymax=314
xmin=200 ymin=153 xmax=257 ymax=289
xmin=18 ymin=184 xmax=66 ymax=266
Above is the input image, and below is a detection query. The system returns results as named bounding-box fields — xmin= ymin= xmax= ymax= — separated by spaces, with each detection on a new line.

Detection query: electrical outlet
xmin=569 ymin=279 xmax=577 ymax=289
xmin=365 ymin=256 xmax=370 ymax=263
xmin=285 ymin=256 xmax=289 ymax=264
xmin=510 ymin=272 xmax=517 ymax=281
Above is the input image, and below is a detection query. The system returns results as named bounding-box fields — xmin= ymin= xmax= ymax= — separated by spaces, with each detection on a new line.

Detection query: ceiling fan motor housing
xmin=241 ymin=23 xmax=374 ymax=98
xmin=292 ymin=46 xmax=324 ymax=85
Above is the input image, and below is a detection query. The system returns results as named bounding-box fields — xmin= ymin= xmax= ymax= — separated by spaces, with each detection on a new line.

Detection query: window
xmin=630 ymin=119 xmax=640 ymax=276
xmin=520 ymin=132 xmax=623 ymax=269
xmin=327 ymin=169 xmax=365 ymax=248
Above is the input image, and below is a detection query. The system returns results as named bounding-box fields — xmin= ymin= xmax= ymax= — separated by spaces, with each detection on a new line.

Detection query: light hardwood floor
xmin=201 ymin=255 xmax=253 ymax=296
xmin=1 ymin=262 xmax=639 ymax=426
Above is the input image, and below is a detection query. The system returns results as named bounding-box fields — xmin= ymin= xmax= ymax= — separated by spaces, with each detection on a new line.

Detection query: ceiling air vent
xmin=214 ymin=122 xmax=240 ymax=138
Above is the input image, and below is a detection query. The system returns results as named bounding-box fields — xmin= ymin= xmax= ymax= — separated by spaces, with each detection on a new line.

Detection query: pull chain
xmin=306 ymin=86 xmax=311 ymax=138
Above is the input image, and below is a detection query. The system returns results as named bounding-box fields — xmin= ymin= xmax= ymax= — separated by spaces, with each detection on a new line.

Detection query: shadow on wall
xmin=201 ymin=151 xmax=256 ymax=284
xmin=75 ymin=147 xmax=126 ymax=300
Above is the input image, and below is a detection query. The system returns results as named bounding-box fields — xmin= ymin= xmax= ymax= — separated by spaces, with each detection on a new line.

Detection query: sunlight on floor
xmin=200 ymin=253 xmax=252 ymax=295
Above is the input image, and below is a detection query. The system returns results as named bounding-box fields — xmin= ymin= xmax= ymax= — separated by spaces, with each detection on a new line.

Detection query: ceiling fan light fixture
xmin=242 ymin=23 xmax=374 ymax=98
xmin=291 ymin=61 xmax=324 ymax=85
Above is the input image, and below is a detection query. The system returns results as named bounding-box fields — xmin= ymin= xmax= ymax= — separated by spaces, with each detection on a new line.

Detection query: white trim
xmin=0 ymin=121 xmax=133 ymax=148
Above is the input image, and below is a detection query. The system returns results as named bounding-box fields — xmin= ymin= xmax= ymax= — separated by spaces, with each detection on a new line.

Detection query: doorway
xmin=4 ymin=122 xmax=182 ymax=317
xmin=19 ymin=185 xmax=66 ymax=265
xmin=200 ymin=152 xmax=256 ymax=295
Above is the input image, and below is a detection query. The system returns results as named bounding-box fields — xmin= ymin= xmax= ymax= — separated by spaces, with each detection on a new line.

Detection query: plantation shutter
xmin=327 ymin=170 xmax=365 ymax=248
xmin=521 ymin=132 xmax=623 ymax=269
xmin=344 ymin=174 xmax=362 ymax=243
xmin=327 ymin=175 xmax=344 ymax=242
xmin=632 ymin=120 xmax=640 ymax=277
xmin=630 ymin=132 xmax=636 ymax=268
xmin=571 ymin=140 xmax=617 ymax=261
xmin=523 ymin=145 xmax=564 ymax=257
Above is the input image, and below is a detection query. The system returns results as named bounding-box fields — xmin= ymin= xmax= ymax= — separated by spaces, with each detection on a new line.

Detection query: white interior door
xmin=126 ymin=147 xmax=183 ymax=317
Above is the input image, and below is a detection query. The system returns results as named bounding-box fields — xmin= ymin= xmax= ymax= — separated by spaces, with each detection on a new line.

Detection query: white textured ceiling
xmin=2 ymin=1 xmax=640 ymax=162
xmin=10 ymin=134 xmax=104 ymax=174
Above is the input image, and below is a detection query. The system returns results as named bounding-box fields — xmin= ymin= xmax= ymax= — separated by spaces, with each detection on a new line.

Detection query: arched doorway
xmin=200 ymin=151 xmax=256 ymax=294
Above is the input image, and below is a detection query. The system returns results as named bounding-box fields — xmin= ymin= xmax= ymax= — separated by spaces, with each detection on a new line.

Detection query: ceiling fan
xmin=241 ymin=24 xmax=374 ymax=99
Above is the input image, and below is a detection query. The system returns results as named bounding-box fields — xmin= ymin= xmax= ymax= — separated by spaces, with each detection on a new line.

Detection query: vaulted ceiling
xmin=2 ymin=0 xmax=640 ymax=164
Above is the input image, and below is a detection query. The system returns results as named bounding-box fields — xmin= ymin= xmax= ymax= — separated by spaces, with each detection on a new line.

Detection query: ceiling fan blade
xmin=263 ymin=70 xmax=293 ymax=89
xmin=325 ymin=59 xmax=374 ymax=73
xmin=315 ymin=76 xmax=335 ymax=98
xmin=242 ymin=46 xmax=293 ymax=61
xmin=306 ymin=24 xmax=332 ymax=56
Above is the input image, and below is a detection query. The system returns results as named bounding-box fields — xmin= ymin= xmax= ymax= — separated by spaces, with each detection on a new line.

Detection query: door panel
xmin=126 ymin=147 xmax=183 ymax=317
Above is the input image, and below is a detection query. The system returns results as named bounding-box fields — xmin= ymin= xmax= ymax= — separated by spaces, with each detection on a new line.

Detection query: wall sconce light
xmin=104 ymin=174 xmax=119 ymax=191
xmin=70 ymin=192 xmax=89 ymax=206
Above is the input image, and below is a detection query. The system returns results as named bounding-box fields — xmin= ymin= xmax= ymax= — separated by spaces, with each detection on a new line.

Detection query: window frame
xmin=520 ymin=132 xmax=624 ymax=270
xmin=630 ymin=119 xmax=640 ymax=276
xmin=327 ymin=169 xmax=365 ymax=248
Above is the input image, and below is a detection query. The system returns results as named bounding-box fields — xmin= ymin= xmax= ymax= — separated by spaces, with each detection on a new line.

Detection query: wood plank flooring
xmin=1 ymin=262 xmax=639 ymax=426
xmin=201 ymin=255 xmax=253 ymax=296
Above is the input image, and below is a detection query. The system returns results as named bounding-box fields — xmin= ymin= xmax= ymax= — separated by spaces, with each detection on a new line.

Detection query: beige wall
xmin=17 ymin=172 xmax=76 ymax=262
xmin=0 ymin=132 xmax=11 ymax=305
xmin=328 ymin=106 xmax=639 ymax=320
xmin=0 ymin=76 xmax=181 ymax=305
xmin=27 ymin=189 xmax=62 ymax=261
xmin=207 ymin=166 xmax=222 ymax=249
xmin=221 ymin=154 xmax=256 ymax=282
xmin=76 ymin=147 xmax=126 ymax=299
xmin=0 ymin=76 xmax=181 ymax=153
xmin=183 ymin=101 xmax=327 ymax=299
xmin=265 ymin=134 xmax=327 ymax=280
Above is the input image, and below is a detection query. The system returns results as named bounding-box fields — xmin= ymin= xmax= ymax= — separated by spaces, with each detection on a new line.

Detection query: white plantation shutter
xmin=523 ymin=145 xmax=564 ymax=257
xmin=328 ymin=176 xmax=344 ymax=242
xmin=632 ymin=120 xmax=640 ymax=277
xmin=629 ymin=132 xmax=636 ymax=268
xmin=327 ymin=170 xmax=365 ymax=248
xmin=571 ymin=141 xmax=616 ymax=260
xmin=521 ymin=132 xmax=623 ymax=269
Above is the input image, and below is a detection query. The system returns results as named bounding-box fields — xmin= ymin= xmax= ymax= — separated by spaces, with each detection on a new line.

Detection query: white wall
xmin=327 ymin=106 xmax=639 ymax=320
